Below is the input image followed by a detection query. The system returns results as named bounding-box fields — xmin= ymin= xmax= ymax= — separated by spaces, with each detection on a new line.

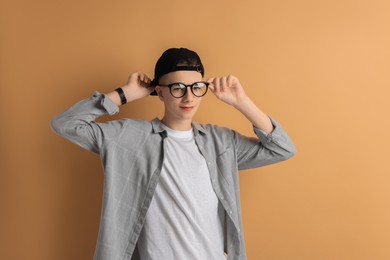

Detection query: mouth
xmin=180 ymin=106 xmax=194 ymax=111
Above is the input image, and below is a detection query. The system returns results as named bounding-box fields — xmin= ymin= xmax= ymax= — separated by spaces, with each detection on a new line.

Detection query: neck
xmin=161 ymin=117 xmax=192 ymax=131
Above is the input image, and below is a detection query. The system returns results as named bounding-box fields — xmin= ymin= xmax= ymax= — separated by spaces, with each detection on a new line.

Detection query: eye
xmin=191 ymin=82 xmax=208 ymax=97
xmin=170 ymin=83 xmax=186 ymax=93
xmin=171 ymin=83 xmax=186 ymax=96
xmin=192 ymin=82 xmax=205 ymax=91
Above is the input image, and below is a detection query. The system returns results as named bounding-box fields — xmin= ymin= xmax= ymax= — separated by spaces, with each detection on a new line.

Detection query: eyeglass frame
xmin=158 ymin=81 xmax=209 ymax=98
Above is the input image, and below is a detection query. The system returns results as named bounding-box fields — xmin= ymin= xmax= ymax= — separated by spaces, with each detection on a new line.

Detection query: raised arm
xmin=207 ymin=75 xmax=273 ymax=133
xmin=105 ymin=72 xmax=154 ymax=106
xmin=51 ymin=72 xmax=154 ymax=153
xmin=207 ymin=75 xmax=295 ymax=168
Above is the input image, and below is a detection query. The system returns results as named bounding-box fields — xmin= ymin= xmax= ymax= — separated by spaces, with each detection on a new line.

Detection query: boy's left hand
xmin=207 ymin=75 xmax=249 ymax=108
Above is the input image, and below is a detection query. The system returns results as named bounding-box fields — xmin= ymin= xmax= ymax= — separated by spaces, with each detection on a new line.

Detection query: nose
xmin=182 ymin=86 xmax=195 ymax=102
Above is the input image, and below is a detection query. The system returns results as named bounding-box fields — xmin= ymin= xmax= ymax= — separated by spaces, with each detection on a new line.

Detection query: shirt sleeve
xmin=50 ymin=91 xmax=126 ymax=154
xmin=234 ymin=117 xmax=296 ymax=170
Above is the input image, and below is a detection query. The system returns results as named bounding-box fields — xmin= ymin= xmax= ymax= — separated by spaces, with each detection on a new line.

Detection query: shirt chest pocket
xmin=216 ymin=147 xmax=236 ymax=186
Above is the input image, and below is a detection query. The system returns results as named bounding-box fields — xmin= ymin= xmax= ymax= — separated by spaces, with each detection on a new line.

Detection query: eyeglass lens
xmin=170 ymin=82 xmax=208 ymax=98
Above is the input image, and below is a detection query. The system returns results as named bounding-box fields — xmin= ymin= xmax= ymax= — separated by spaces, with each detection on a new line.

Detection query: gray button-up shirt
xmin=51 ymin=92 xmax=296 ymax=260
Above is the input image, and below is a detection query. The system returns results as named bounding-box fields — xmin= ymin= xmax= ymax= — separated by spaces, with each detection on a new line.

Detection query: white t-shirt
xmin=138 ymin=125 xmax=226 ymax=260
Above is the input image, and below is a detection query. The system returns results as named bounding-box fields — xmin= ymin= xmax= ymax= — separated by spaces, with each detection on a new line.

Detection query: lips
xmin=180 ymin=106 xmax=194 ymax=111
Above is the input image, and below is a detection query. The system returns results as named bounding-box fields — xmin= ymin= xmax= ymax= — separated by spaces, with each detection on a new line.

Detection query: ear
xmin=155 ymin=86 xmax=164 ymax=101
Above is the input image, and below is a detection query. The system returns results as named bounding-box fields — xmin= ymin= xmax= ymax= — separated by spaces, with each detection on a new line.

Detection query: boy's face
xmin=155 ymin=70 xmax=203 ymax=124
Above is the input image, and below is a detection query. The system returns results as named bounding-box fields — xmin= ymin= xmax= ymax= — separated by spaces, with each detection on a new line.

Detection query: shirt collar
xmin=151 ymin=118 xmax=206 ymax=136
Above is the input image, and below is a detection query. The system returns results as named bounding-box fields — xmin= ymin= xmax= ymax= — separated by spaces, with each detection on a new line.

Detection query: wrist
xmin=105 ymin=91 xmax=122 ymax=106
xmin=115 ymin=88 xmax=127 ymax=105
xmin=232 ymin=95 xmax=251 ymax=110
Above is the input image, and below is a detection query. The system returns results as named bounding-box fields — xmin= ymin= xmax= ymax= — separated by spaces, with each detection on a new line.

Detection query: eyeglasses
xmin=159 ymin=81 xmax=209 ymax=98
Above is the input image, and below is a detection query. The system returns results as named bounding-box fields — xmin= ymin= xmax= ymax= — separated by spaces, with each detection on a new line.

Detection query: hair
xmin=176 ymin=57 xmax=202 ymax=67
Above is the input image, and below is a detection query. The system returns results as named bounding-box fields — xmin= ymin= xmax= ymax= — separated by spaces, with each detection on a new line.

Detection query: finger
xmin=218 ymin=77 xmax=225 ymax=92
xmin=206 ymin=78 xmax=213 ymax=91
xmin=221 ymin=77 xmax=227 ymax=92
xmin=209 ymin=78 xmax=216 ymax=90
xmin=142 ymin=75 xmax=151 ymax=85
xmin=145 ymin=75 xmax=151 ymax=84
xmin=214 ymin=77 xmax=220 ymax=93
xmin=130 ymin=72 xmax=138 ymax=81
xmin=140 ymin=74 xmax=148 ymax=86
xmin=139 ymin=72 xmax=145 ymax=82
xmin=227 ymin=75 xmax=233 ymax=87
xmin=139 ymin=73 xmax=152 ymax=86
xmin=208 ymin=83 xmax=215 ymax=92
xmin=128 ymin=73 xmax=139 ymax=86
xmin=207 ymin=77 xmax=216 ymax=83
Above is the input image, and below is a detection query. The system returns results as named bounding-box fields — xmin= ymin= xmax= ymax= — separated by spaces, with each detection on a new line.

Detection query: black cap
xmin=150 ymin=48 xmax=204 ymax=96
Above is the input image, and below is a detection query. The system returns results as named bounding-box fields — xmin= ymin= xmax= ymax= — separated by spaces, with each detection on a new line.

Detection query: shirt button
xmin=229 ymin=210 xmax=232 ymax=215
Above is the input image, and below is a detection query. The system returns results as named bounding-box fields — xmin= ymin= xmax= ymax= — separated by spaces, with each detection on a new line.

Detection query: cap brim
xmin=149 ymin=78 xmax=158 ymax=96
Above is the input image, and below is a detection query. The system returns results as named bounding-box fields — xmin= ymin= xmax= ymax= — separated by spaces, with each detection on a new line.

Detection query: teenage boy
xmin=51 ymin=47 xmax=296 ymax=260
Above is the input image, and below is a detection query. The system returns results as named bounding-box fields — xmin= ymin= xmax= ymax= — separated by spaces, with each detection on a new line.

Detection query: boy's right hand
xmin=122 ymin=72 xmax=154 ymax=102
xmin=106 ymin=72 xmax=154 ymax=106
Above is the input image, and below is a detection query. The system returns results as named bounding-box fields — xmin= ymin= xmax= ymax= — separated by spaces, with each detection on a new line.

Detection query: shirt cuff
xmin=253 ymin=117 xmax=284 ymax=143
xmin=92 ymin=91 xmax=119 ymax=115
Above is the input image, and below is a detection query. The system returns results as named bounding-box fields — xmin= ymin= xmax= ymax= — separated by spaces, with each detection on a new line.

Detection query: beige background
xmin=1 ymin=0 xmax=390 ymax=259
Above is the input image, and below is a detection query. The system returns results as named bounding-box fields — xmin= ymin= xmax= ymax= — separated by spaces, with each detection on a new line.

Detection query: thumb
xmin=207 ymin=77 xmax=215 ymax=84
